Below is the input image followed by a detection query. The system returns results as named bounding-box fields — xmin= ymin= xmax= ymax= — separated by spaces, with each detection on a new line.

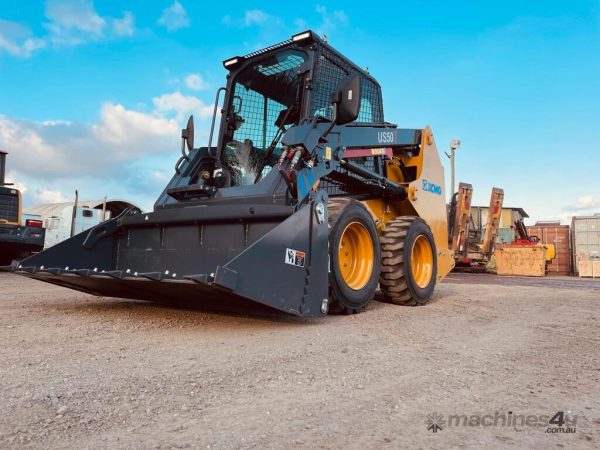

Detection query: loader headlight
xmin=292 ymin=30 xmax=316 ymax=43
xmin=223 ymin=56 xmax=245 ymax=70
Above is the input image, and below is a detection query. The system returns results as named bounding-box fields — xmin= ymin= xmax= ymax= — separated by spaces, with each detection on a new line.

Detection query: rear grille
xmin=0 ymin=191 xmax=19 ymax=223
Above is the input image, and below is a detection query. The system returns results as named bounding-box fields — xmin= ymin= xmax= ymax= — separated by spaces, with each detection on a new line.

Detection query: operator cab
xmin=223 ymin=49 xmax=307 ymax=186
xmin=216 ymin=30 xmax=385 ymax=189
xmin=158 ymin=30 xmax=386 ymax=207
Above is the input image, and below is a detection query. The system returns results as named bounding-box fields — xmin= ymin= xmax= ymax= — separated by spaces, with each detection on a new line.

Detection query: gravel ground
xmin=0 ymin=272 xmax=598 ymax=449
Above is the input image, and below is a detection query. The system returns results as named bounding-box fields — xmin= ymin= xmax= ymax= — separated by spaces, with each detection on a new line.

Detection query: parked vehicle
xmin=0 ymin=151 xmax=45 ymax=264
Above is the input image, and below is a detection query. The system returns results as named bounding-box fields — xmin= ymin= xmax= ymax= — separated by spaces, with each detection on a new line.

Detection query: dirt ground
xmin=0 ymin=272 xmax=598 ymax=449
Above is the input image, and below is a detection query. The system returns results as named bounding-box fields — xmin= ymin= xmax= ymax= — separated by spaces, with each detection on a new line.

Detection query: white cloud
xmin=0 ymin=35 xmax=45 ymax=58
xmin=41 ymin=120 xmax=73 ymax=126
xmin=35 ymin=189 xmax=69 ymax=204
xmin=0 ymin=106 xmax=178 ymax=178
xmin=565 ymin=196 xmax=600 ymax=211
xmin=151 ymin=170 xmax=168 ymax=182
xmin=184 ymin=73 xmax=208 ymax=90
xmin=4 ymin=171 xmax=28 ymax=193
xmin=92 ymin=103 xmax=179 ymax=149
xmin=44 ymin=0 xmax=106 ymax=45
xmin=223 ymin=9 xmax=283 ymax=28
xmin=0 ymin=89 xmax=215 ymax=209
xmin=0 ymin=19 xmax=46 ymax=58
xmin=45 ymin=0 xmax=106 ymax=35
xmin=0 ymin=91 xmax=212 ymax=179
xmin=0 ymin=2 xmax=135 ymax=58
xmin=152 ymin=91 xmax=213 ymax=121
xmin=221 ymin=7 xmax=349 ymax=43
xmin=112 ymin=11 xmax=135 ymax=37
xmin=158 ymin=1 xmax=190 ymax=32
xmin=244 ymin=10 xmax=269 ymax=26
xmin=315 ymin=4 xmax=349 ymax=37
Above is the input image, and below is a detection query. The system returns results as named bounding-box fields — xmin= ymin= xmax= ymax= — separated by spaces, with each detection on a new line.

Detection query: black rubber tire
xmin=379 ymin=216 xmax=437 ymax=306
xmin=328 ymin=198 xmax=381 ymax=314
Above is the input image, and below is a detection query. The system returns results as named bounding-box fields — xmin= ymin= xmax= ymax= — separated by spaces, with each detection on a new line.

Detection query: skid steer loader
xmin=3 ymin=30 xmax=454 ymax=316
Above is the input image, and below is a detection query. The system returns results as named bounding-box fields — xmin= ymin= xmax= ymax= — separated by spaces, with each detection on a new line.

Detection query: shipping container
xmin=528 ymin=222 xmax=571 ymax=275
xmin=571 ymin=215 xmax=600 ymax=274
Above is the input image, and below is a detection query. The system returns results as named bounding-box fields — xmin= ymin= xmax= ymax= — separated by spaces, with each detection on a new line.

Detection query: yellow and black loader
xmin=4 ymin=31 xmax=454 ymax=316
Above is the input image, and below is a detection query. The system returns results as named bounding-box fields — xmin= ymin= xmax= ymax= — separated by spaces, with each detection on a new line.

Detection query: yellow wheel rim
xmin=338 ymin=221 xmax=374 ymax=290
xmin=411 ymin=235 xmax=434 ymax=288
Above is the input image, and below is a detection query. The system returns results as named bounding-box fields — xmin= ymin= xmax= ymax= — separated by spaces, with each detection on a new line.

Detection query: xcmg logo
xmin=422 ymin=179 xmax=442 ymax=195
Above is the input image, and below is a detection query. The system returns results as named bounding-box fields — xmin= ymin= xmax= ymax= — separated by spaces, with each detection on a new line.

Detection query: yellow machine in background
xmin=0 ymin=151 xmax=45 ymax=264
xmin=449 ymin=183 xmax=504 ymax=271
xmin=449 ymin=182 xmax=473 ymax=256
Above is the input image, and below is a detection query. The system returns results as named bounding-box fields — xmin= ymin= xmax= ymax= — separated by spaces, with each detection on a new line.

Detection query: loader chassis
xmin=5 ymin=31 xmax=453 ymax=317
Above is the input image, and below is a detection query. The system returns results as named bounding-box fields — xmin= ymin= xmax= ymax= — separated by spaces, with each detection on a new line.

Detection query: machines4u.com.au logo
xmin=426 ymin=411 xmax=577 ymax=433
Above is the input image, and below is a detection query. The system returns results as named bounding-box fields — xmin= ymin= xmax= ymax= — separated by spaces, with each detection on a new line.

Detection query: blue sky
xmin=1 ymin=0 xmax=599 ymax=223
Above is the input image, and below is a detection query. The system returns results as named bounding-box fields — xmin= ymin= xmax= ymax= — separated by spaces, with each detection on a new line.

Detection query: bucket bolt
xmin=315 ymin=202 xmax=325 ymax=224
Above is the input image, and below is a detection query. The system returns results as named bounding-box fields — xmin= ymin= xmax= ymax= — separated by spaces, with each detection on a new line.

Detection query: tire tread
xmin=327 ymin=198 xmax=379 ymax=314
xmin=378 ymin=216 xmax=427 ymax=306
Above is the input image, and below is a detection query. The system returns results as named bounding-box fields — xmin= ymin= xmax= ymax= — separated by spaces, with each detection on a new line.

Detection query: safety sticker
xmin=285 ymin=248 xmax=305 ymax=267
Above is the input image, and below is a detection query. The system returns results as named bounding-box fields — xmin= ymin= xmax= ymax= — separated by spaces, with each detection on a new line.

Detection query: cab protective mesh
xmin=232 ymin=52 xmax=305 ymax=150
xmin=231 ymin=87 xmax=284 ymax=150
xmin=311 ymin=45 xmax=385 ymax=195
xmin=311 ymin=45 xmax=384 ymax=124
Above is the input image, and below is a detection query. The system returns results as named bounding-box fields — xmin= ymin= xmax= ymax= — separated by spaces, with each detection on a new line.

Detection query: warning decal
xmin=285 ymin=248 xmax=306 ymax=268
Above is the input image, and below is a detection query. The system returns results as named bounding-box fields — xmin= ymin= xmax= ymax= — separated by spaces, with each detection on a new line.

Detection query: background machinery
xmin=514 ymin=219 xmax=556 ymax=268
xmin=493 ymin=219 xmax=555 ymax=276
xmin=448 ymin=182 xmax=473 ymax=259
xmin=449 ymin=183 xmax=504 ymax=271
xmin=4 ymin=31 xmax=454 ymax=316
xmin=0 ymin=151 xmax=45 ymax=265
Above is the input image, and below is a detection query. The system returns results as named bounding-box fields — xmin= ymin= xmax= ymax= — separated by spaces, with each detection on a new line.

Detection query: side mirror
xmin=332 ymin=73 xmax=361 ymax=125
xmin=181 ymin=115 xmax=194 ymax=151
